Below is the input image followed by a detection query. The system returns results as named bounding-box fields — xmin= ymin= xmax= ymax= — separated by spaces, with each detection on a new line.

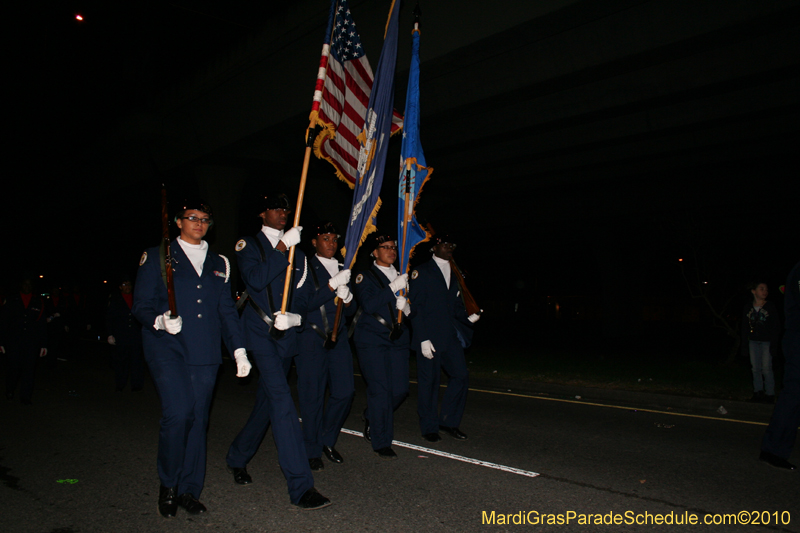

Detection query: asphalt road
xmin=1 ymin=349 xmax=798 ymax=533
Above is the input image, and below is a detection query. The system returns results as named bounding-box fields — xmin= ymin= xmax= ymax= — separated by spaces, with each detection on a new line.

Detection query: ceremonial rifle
xmin=161 ymin=185 xmax=178 ymax=318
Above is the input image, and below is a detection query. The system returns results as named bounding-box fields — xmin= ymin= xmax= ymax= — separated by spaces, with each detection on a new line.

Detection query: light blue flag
xmin=342 ymin=0 xmax=402 ymax=269
xmin=398 ymin=24 xmax=432 ymax=275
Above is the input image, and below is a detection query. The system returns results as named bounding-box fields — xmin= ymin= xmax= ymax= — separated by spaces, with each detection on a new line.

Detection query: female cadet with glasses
xmin=352 ymin=234 xmax=410 ymax=459
xmin=132 ymin=198 xmax=251 ymax=518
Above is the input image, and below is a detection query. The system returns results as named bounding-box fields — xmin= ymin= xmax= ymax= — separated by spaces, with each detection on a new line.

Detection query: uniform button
xmin=197 ymin=299 xmax=202 ymax=304
xmin=197 ymin=314 xmax=203 ymax=318
xmin=197 ymin=284 xmax=202 ymax=289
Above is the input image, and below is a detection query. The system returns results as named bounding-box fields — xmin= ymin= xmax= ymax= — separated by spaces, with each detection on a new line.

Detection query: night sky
xmin=4 ymin=0 xmax=798 ymax=344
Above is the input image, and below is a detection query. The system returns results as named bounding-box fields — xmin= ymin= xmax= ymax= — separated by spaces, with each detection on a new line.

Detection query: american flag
xmin=311 ymin=0 xmax=403 ymax=189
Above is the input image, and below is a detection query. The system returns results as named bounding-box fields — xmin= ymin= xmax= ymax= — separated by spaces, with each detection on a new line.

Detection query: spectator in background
xmin=759 ymin=261 xmax=800 ymax=470
xmin=1 ymin=276 xmax=48 ymax=405
xmin=742 ymin=281 xmax=781 ymax=403
xmin=106 ymin=275 xmax=144 ymax=392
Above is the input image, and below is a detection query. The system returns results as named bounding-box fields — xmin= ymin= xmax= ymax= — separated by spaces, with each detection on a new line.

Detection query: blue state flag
xmin=398 ymin=25 xmax=432 ymax=275
xmin=342 ymin=0 xmax=402 ymax=269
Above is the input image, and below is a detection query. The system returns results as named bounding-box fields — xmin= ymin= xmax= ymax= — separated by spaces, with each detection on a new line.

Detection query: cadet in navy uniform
xmin=409 ymin=235 xmax=480 ymax=442
xmin=1 ymin=277 xmax=47 ymax=405
xmin=106 ymin=276 xmax=144 ymax=392
xmin=760 ymin=260 xmax=800 ymax=470
xmin=132 ymin=198 xmax=251 ymax=518
xmin=352 ymin=234 xmax=410 ymax=459
xmin=295 ymin=223 xmax=356 ymax=470
xmin=225 ymin=193 xmax=331 ymax=510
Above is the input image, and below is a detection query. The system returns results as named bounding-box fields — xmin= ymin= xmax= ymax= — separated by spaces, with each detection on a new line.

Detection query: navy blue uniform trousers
xmin=146 ymin=351 xmax=218 ymax=497
xmin=295 ymin=339 xmax=354 ymax=458
xmin=226 ymin=348 xmax=312 ymax=503
xmin=356 ymin=340 xmax=409 ymax=451
xmin=415 ymin=335 xmax=469 ymax=434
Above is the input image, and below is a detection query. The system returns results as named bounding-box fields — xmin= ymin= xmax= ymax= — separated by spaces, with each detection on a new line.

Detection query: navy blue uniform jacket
xmin=299 ymin=255 xmax=356 ymax=349
xmin=236 ymin=232 xmax=311 ymax=358
xmin=132 ymin=242 xmax=242 ymax=365
xmin=409 ymin=259 xmax=473 ymax=352
xmin=0 ymin=294 xmax=47 ymax=349
xmin=353 ymin=265 xmax=409 ymax=345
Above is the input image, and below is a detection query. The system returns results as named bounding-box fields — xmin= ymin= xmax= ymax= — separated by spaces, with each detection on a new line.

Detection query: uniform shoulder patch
xmin=411 ymin=270 xmax=419 ymax=280
xmin=355 ymin=273 xmax=364 ymax=285
xmin=139 ymin=251 xmax=148 ymax=266
xmin=235 ymin=239 xmax=247 ymax=252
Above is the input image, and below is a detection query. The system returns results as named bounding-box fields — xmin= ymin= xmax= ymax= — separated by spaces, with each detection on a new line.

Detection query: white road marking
xmin=339 ymin=428 xmax=540 ymax=478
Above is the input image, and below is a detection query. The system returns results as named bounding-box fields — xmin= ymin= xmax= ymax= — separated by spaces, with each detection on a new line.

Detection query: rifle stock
xmin=450 ymin=259 xmax=480 ymax=316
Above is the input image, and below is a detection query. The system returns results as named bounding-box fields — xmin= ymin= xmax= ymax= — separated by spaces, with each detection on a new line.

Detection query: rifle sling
xmin=307 ymin=262 xmax=330 ymax=341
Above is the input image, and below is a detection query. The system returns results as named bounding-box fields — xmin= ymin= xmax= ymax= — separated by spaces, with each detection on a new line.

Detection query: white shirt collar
xmin=261 ymin=225 xmax=284 ymax=248
xmin=374 ymin=261 xmax=398 ymax=282
xmin=316 ymin=254 xmax=341 ymax=277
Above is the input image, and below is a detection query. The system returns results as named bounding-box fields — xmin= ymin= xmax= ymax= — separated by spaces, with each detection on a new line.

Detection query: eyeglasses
xmin=181 ymin=216 xmax=213 ymax=224
xmin=377 ymin=245 xmax=398 ymax=251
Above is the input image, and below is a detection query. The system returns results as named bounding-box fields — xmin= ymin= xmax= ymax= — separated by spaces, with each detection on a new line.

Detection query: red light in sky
xmin=75 ymin=14 xmax=84 ymax=21
xmin=678 ymin=258 xmax=683 ymax=262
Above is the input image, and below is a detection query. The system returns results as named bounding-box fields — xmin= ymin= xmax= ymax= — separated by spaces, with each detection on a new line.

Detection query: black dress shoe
xmin=760 ymin=451 xmax=797 ymax=470
xmin=423 ymin=432 xmax=442 ymax=443
xmin=294 ymin=487 xmax=331 ymax=510
xmin=375 ymin=447 xmax=397 ymax=459
xmin=309 ymin=457 xmax=325 ymax=471
xmin=440 ymin=426 xmax=468 ymax=440
xmin=158 ymin=485 xmax=178 ymax=518
xmin=362 ymin=410 xmax=371 ymax=442
xmin=177 ymin=493 xmax=207 ymax=514
xmin=323 ymin=445 xmax=344 ymax=464
xmin=227 ymin=465 xmax=253 ymax=485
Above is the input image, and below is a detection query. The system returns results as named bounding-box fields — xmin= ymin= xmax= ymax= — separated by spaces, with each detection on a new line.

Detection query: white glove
xmin=273 ymin=312 xmax=302 ymax=331
xmin=39 ymin=348 xmax=48 ymax=358
xmin=395 ymin=296 xmax=407 ymax=311
xmin=389 ymin=273 xmax=408 ymax=294
xmin=107 ymin=336 xmax=116 ymax=345
xmin=155 ymin=311 xmax=183 ymax=334
xmin=420 ymin=340 xmax=435 ymax=360
xmin=233 ymin=348 xmax=251 ymax=377
xmin=336 ymin=284 xmax=353 ymax=304
xmin=328 ymin=269 xmax=351 ymax=290
xmin=280 ymin=226 xmax=303 ymax=248
xmin=468 ymin=312 xmax=481 ymax=324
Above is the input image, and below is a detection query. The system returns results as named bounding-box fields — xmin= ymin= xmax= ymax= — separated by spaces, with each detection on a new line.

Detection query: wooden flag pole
xmin=397 ymin=160 xmax=413 ymax=323
xmin=278 ymin=122 xmax=316 ymax=316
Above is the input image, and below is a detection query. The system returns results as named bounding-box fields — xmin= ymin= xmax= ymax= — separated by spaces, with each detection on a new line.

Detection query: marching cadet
xmin=408 ymin=234 xmax=480 ymax=442
xmin=225 ymin=193 xmax=331 ymax=510
xmin=106 ymin=275 xmax=144 ymax=392
xmin=352 ymin=234 xmax=410 ymax=459
xmin=295 ymin=223 xmax=356 ymax=470
xmin=132 ymin=198 xmax=251 ymax=518
xmin=1 ymin=276 xmax=47 ymax=405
